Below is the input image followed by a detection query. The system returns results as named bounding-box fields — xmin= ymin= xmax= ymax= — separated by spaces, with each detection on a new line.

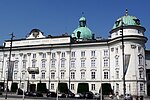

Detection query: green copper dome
xmin=72 ymin=16 xmax=93 ymax=40
xmin=112 ymin=10 xmax=142 ymax=29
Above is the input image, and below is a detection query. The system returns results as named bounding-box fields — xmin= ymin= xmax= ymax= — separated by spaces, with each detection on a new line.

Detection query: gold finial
xmin=125 ymin=9 xmax=128 ymax=16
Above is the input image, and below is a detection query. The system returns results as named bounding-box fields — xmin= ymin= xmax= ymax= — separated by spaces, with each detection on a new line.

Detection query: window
xmin=51 ymin=72 xmax=55 ymax=79
xmin=22 ymin=61 xmax=26 ymax=68
xmin=104 ymin=72 xmax=108 ymax=79
xmin=115 ymin=48 xmax=118 ymax=53
xmin=14 ymin=73 xmax=17 ymax=79
xmin=32 ymin=61 xmax=36 ymax=68
xmin=61 ymin=72 xmax=65 ymax=79
xmin=23 ymin=54 xmax=27 ymax=60
xmin=42 ymin=61 xmax=46 ymax=68
xmin=51 ymin=83 xmax=54 ymax=90
xmin=104 ymin=59 xmax=108 ymax=67
xmin=91 ymin=60 xmax=95 ymax=67
xmin=52 ymin=53 xmax=55 ymax=58
xmin=81 ymin=72 xmax=85 ymax=79
xmin=139 ymin=70 xmax=143 ymax=79
xmin=116 ymin=71 xmax=119 ymax=79
xmin=140 ymin=83 xmax=144 ymax=91
xmin=22 ymin=73 xmax=25 ymax=79
xmin=33 ymin=54 xmax=36 ymax=58
xmin=71 ymin=84 xmax=74 ymax=90
xmin=104 ymin=50 xmax=108 ymax=56
xmin=81 ymin=51 xmax=85 ymax=57
xmin=139 ymin=55 xmax=143 ymax=65
xmin=32 ymin=74 xmax=35 ymax=79
xmin=61 ymin=52 xmax=65 ymax=58
xmin=91 ymin=51 xmax=95 ymax=57
xmin=71 ymin=52 xmax=75 ymax=57
xmin=14 ymin=62 xmax=18 ymax=69
xmin=116 ymin=83 xmax=119 ymax=92
xmin=51 ymin=60 xmax=55 ymax=68
xmin=21 ymin=83 xmax=24 ymax=89
xmin=115 ymin=57 xmax=119 ymax=66
xmin=61 ymin=60 xmax=65 ymax=68
xmin=71 ymin=72 xmax=75 ymax=79
xmin=81 ymin=60 xmax=85 ymax=67
xmin=91 ymin=84 xmax=95 ymax=90
xmin=42 ymin=53 xmax=46 ymax=58
xmin=71 ymin=60 xmax=75 ymax=68
xmin=91 ymin=72 xmax=96 ymax=79
xmin=41 ymin=72 xmax=45 ymax=79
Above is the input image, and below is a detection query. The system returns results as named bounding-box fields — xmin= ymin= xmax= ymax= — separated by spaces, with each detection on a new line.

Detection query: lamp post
xmin=5 ymin=33 xmax=15 ymax=99
xmin=121 ymin=18 xmax=126 ymax=96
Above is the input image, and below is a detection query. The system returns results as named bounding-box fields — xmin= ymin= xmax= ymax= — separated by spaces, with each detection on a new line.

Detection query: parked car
xmin=124 ymin=93 xmax=133 ymax=100
xmin=58 ymin=92 xmax=66 ymax=98
xmin=74 ymin=93 xmax=84 ymax=98
xmin=68 ymin=91 xmax=75 ymax=98
xmin=46 ymin=91 xmax=57 ymax=97
xmin=93 ymin=93 xmax=104 ymax=99
xmin=24 ymin=91 xmax=43 ymax=97
xmin=82 ymin=91 xmax=94 ymax=99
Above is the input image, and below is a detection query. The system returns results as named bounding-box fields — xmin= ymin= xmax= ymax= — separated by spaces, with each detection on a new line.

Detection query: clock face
xmin=33 ymin=32 xmax=39 ymax=38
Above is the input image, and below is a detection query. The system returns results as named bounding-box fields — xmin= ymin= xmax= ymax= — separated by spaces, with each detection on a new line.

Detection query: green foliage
xmin=101 ymin=83 xmax=113 ymax=95
xmin=58 ymin=83 xmax=68 ymax=93
xmin=11 ymin=83 xmax=18 ymax=92
xmin=77 ymin=83 xmax=89 ymax=93
xmin=37 ymin=83 xmax=47 ymax=93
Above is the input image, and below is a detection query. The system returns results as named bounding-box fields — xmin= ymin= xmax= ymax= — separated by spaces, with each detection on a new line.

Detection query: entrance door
xmin=30 ymin=84 xmax=36 ymax=92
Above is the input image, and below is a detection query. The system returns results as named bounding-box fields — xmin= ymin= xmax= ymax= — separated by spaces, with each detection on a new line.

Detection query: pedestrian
xmin=116 ymin=94 xmax=120 ymax=100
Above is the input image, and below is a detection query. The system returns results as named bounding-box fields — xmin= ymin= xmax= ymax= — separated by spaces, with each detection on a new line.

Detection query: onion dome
xmin=112 ymin=9 xmax=143 ymax=30
xmin=72 ymin=16 xmax=93 ymax=40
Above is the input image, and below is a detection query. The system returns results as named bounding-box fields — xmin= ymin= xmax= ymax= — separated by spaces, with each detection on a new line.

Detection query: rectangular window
xmin=23 ymin=54 xmax=27 ymax=60
xmin=33 ymin=54 xmax=36 ymax=58
xmin=42 ymin=53 xmax=46 ymax=58
xmin=61 ymin=52 xmax=65 ymax=58
xmin=116 ymin=57 xmax=119 ymax=66
xmin=139 ymin=70 xmax=143 ymax=79
xmin=91 ymin=51 xmax=95 ymax=57
xmin=115 ymin=48 xmax=118 ymax=53
xmin=41 ymin=72 xmax=45 ymax=79
xmin=61 ymin=72 xmax=65 ymax=79
xmin=14 ymin=62 xmax=18 ymax=69
xmin=52 ymin=53 xmax=56 ymax=58
xmin=14 ymin=73 xmax=17 ymax=79
xmin=51 ymin=83 xmax=54 ymax=90
xmin=51 ymin=72 xmax=55 ymax=79
xmin=104 ymin=72 xmax=108 ymax=79
xmin=91 ymin=60 xmax=95 ymax=67
xmin=51 ymin=60 xmax=55 ymax=68
xmin=42 ymin=61 xmax=46 ymax=68
xmin=81 ymin=60 xmax=85 ymax=67
xmin=91 ymin=84 xmax=95 ymax=90
xmin=71 ymin=72 xmax=75 ymax=79
xmin=22 ymin=61 xmax=26 ymax=68
xmin=91 ymin=72 xmax=96 ymax=79
xmin=104 ymin=50 xmax=108 ymax=56
xmin=139 ymin=55 xmax=143 ymax=65
xmin=104 ymin=59 xmax=108 ymax=67
xmin=32 ymin=74 xmax=35 ymax=79
xmin=116 ymin=71 xmax=119 ymax=79
xmin=71 ymin=52 xmax=75 ymax=57
xmin=32 ymin=61 xmax=36 ymax=68
xmin=140 ymin=83 xmax=143 ymax=91
xmin=81 ymin=72 xmax=85 ymax=79
xmin=21 ymin=83 xmax=24 ymax=89
xmin=61 ymin=60 xmax=65 ymax=68
xmin=71 ymin=84 xmax=74 ymax=90
xmin=116 ymin=83 xmax=119 ymax=91
xmin=71 ymin=60 xmax=75 ymax=68
xmin=81 ymin=51 xmax=85 ymax=57
xmin=22 ymin=73 xmax=25 ymax=79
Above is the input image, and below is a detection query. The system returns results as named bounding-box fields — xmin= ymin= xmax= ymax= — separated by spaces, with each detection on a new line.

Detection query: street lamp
xmin=5 ymin=33 xmax=15 ymax=99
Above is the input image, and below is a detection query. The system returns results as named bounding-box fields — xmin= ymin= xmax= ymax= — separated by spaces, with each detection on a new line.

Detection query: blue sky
xmin=0 ymin=0 xmax=150 ymax=49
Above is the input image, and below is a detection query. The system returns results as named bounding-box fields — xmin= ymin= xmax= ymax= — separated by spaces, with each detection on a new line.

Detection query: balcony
xmin=27 ymin=67 xmax=39 ymax=74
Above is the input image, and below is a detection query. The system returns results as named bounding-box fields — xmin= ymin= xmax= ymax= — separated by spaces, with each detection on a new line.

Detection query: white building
xmin=0 ymin=10 xmax=149 ymax=96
